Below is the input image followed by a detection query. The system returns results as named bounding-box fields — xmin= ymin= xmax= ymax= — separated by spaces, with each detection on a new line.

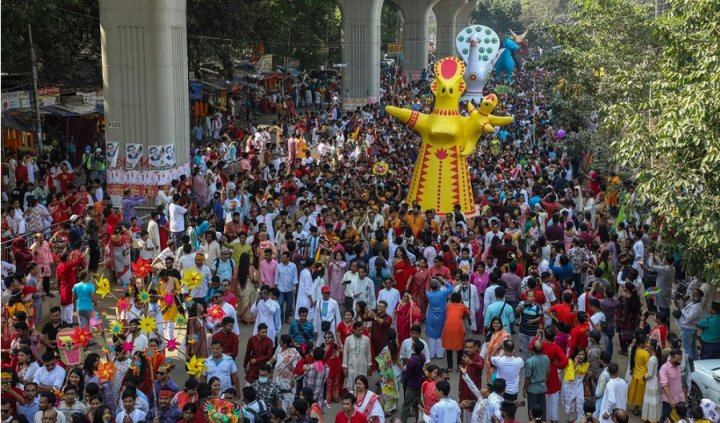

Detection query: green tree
xmin=609 ymin=0 xmax=720 ymax=280
xmin=381 ymin=2 xmax=403 ymax=45
xmin=471 ymin=0 xmax=523 ymax=39
xmin=1 ymin=0 xmax=101 ymax=88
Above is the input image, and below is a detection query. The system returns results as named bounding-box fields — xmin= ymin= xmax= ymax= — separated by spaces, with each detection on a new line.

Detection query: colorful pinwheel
xmin=181 ymin=269 xmax=203 ymax=289
xmin=174 ymin=315 xmax=187 ymax=326
xmin=186 ymin=355 xmax=207 ymax=378
xmin=95 ymin=361 xmax=116 ymax=383
xmin=161 ymin=293 xmax=175 ymax=307
xmin=110 ymin=322 xmax=124 ymax=335
xmin=205 ymin=399 xmax=243 ymax=423
xmin=70 ymin=327 xmax=92 ymax=348
xmin=122 ymin=342 xmax=134 ymax=352
xmin=131 ymin=258 xmax=153 ymax=278
xmin=117 ymin=298 xmax=130 ymax=311
xmin=206 ymin=305 xmax=226 ymax=323
xmin=95 ymin=275 xmax=111 ymax=298
xmin=138 ymin=290 xmax=151 ymax=304
xmin=166 ymin=338 xmax=178 ymax=351
xmin=138 ymin=316 xmax=157 ymax=334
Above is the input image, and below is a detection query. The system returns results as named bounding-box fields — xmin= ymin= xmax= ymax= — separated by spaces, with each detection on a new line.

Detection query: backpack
xmin=244 ymin=400 xmax=273 ymax=422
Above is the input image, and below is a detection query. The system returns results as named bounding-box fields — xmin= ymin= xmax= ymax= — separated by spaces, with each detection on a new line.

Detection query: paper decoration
xmin=106 ymin=142 xmax=120 ymax=168
xmin=95 ymin=276 xmax=110 ymax=298
xmin=117 ymin=298 xmax=130 ymax=311
xmin=148 ymin=144 xmax=177 ymax=170
xmin=131 ymin=258 xmax=152 ymax=278
xmin=70 ymin=327 xmax=92 ymax=348
xmin=166 ymin=338 xmax=178 ymax=351
xmin=125 ymin=143 xmax=144 ymax=169
xmin=95 ymin=361 xmax=116 ymax=383
xmin=182 ymin=269 xmax=203 ymax=289
xmin=110 ymin=322 xmax=124 ymax=335
xmin=139 ymin=316 xmax=157 ymax=334
xmin=138 ymin=290 xmax=151 ymax=304
xmin=207 ymin=305 xmax=226 ymax=323
xmin=186 ymin=355 xmax=207 ymax=378
xmin=205 ymin=399 xmax=243 ymax=423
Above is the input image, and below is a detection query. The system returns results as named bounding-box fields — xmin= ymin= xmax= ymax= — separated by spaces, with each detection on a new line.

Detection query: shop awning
xmin=1 ymin=113 xmax=32 ymax=131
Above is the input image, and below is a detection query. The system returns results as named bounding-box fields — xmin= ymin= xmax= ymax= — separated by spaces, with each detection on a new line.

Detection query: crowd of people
xmin=2 ymin=50 xmax=720 ymax=423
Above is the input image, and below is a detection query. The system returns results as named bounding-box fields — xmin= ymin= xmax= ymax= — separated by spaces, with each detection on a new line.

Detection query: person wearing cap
xmin=145 ymin=388 xmax=182 ymax=423
xmin=313 ymin=285 xmax=341 ymax=346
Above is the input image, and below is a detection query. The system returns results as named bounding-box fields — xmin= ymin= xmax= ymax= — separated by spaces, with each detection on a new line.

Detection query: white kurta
xmin=313 ymin=298 xmax=342 ymax=346
xmin=454 ymin=284 xmax=480 ymax=331
xmin=251 ymin=299 xmax=279 ymax=342
xmin=295 ymin=268 xmax=316 ymax=319
xmin=600 ymin=378 xmax=629 ymax=423
xmin=342 ymin=334 xmax=372 ymax=392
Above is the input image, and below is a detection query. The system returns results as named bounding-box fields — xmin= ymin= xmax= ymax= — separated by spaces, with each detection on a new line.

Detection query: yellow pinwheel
xmin=138 ymin=316 xmax=157 ymax=335
xmin=181 ymin=269 xmax=202 ymax=290
xmin=95 ymin=276 xmax=111 ymax=298
xmin=186 ymin=355 xmax=206 ymax=378
xmin=174 ymin=315 xmax=187 ymax=326
xmin=138 ymin=290 xmax=151 ymax=304
xmin=110 ymin=322 xmax=124 ymax=335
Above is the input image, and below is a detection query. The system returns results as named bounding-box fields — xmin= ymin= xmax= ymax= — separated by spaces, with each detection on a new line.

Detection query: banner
xmin=1 ymin=91 xmax=31 ymax=111
xmin=258 ymin=54 xmax=273 ymax=73
xmin=106 ymin=142 xmax=120 ymax=168
xmin=77 ymin=90 xmax=104 ymax=106
xmin=106 ymin=163 xmax=191 ymax=196
xmin=125 ymin=143 xmax=144 ymax=169
xmin=148 ymin=144 xmax=177 ymax=170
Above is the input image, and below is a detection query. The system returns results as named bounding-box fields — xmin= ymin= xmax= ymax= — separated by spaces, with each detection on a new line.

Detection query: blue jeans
xmin=680 ymin=327 xmax=698 ymax=360
xmin=662 ymin=402 xmax=673 ymax=423
xmin=278 ymin=290 xmax=294 ymax=322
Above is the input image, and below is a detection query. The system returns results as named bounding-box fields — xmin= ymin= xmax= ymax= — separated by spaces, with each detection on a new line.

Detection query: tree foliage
xmin=608 ymin=0 xmax=720 ymax=281
xmin=381 ymin=2 xmax=403 ymax=45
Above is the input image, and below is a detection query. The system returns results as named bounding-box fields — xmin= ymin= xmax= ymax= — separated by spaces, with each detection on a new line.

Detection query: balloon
xmin=385 ymin=57 xmax=514 ymax=216
xmin=557 ymin=129 xmax=566 ymax=139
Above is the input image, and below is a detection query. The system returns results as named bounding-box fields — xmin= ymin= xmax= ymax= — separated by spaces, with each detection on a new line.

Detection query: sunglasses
xmin=157 ymin=372 xmax=167 ymax=375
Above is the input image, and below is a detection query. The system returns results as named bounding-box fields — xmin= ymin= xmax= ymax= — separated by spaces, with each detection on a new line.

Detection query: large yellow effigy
xmin=386 ymin=57 xmax=514 ymax=215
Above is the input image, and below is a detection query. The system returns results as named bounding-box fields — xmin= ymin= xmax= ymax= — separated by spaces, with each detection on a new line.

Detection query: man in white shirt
xmin=256 ymin=205 xmax=279 ymax=242
xmin=454 ymin=274 xmax=481 ymax=332
xmin=600 ymin=363 xmax=628 ymax=423
xmin=168 ymin=194 xmax=187 ymax=245
xmin=341 ymin=261 xmax=360 ymax=312
xmin=32 ymin=352 xmax=66 ymax=393
xmin=427 ymin=380 xmax=461 ymax=423
xmin=251 ymin=287 xmax=280 ymax=344
xmin=490 ymin=340 xmax=525 ymax=401
xmin=205 ymin=340 xmax=240 ymax=393
xmin=313 ymin=286 xmax=341 ymax=346
xmin=188 ymin=253 xmax=211 ymax=302
xmin=33 ymin=394 xmax=67 ymax=423
xmin=116 ymin=390 xmax=146 ymax=423
xmin=399 ymin=325 xmax=430 ymax=364
xmin=126 ymin=319 xmax=149 ymax=353
xmin=377 ymin=278 xmax=401 ymax=318
xmin=351 ymin=266 xmax=376 ymax=310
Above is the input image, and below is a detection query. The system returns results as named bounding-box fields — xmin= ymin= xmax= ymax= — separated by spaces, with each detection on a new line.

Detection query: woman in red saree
xmin=406 ymin=257 xmax=430 ymax=320
xmin=322 ymin=331 xmax=342 ymax=404
xmin=395 ymin=291 xmax=422 ymax=345
xmin=392 ymin=248 xmax=415 ymax=293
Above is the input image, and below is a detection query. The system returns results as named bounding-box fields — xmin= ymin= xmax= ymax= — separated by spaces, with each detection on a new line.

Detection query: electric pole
xmin=29 ymin=24 xmax=43 ymax=153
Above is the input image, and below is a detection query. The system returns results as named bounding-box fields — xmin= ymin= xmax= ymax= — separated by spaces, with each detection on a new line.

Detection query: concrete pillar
xmin=433 ymin=0 xmax=467 ymax=58
xmin=393 ymin=0 xmax=440 ymax=73
xmin=456 ymin=0 xmax=477 ymax=28
xmin=337 ymin=0 xmax=384 ymax=109
xmin=100 ymin=0 xmax=190 ymax=168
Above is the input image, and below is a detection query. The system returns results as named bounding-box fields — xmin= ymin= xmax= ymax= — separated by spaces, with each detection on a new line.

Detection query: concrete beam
xmin=432 ymin=0 xmax=467 ymax=58
xmin=100 ymin=0 xmax=190 ymax=167
xmin=336 ymin=0 xmax=384 ymax=108
xmin=392 ymin=0 xmax=441 ymax=73
xmin=456 ymin=0 xmax=476 ymax=28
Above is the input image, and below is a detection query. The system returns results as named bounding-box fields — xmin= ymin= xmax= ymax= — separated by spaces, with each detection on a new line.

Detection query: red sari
xmin=323 ymin=342 xmax=342 ymax=403
xmin=392 ymin=259 xmax=415 ymax=293
xmin=395 ymin=300 xmax=422 ymax=345
xmin=408 ymin=269 xmax=430 ymax=320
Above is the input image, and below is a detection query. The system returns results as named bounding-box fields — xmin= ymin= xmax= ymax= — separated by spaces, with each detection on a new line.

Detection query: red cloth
xmin=57 ymin=253 xmax=84 ymax=306
xmin=459 ymin=351 xmax=483 ymax=402
xmin=243 ymin=335 xmax=274 ymax=382
xmin=531 ymin=338 xmax=568 ymax=394
xmin=212 ymin=330 xmax=239 ymax=359
xmin=549 ymin=303 xmax=574 ymax=326
xmin=334 ymin=411 xmax=369 ymax=423
xmin=392 ymin=260 xmax=415 ymax=293
xmin=568 ymin=321 xmax=592 ymax=353
xmin=395 ymin=301 xmax=421 ymax=345
xmin=366 ymin=313 xmax=392 ymax=359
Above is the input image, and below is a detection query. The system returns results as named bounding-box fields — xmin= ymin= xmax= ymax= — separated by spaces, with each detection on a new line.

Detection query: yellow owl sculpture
xmin=386 ymin=57 xmax=514 ymax=215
